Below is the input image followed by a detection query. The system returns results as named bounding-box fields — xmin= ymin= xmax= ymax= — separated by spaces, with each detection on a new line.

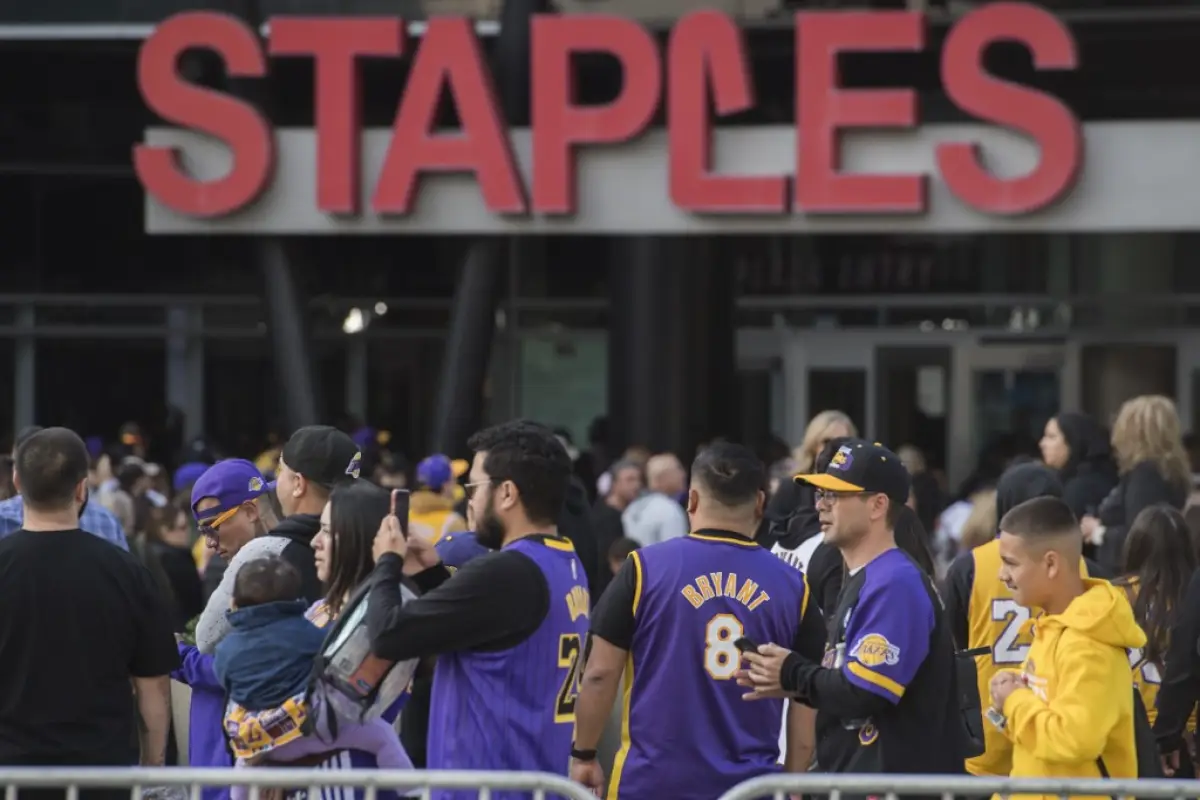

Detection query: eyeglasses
xmin=814 ymin=489 xmax=873 ymax=505
xmin=198 ymin=503 xmax=247 ymax=541
xmin=463 ymin=479 xmax=495 ymax=500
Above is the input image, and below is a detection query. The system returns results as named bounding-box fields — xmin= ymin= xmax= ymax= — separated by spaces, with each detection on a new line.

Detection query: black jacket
xmin=1097 ymin=461 xmax=1189 ymax=573
xmin=1054 ymin=412 xmax=1119 ymax=522
xmin=558 ymin=477 xmax=600 ymax=600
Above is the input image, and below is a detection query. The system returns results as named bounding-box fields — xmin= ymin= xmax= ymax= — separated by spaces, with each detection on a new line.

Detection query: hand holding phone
xmin=734 ymin=637 xmax=760 ymax=654
xmin=389 ymin=489 xmax=411 ymax=539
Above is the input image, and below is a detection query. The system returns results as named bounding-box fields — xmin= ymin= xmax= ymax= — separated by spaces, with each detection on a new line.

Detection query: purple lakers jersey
xmin=427 ymin=535 xmax=589 ymax=800
xmin=609 ymin=530 xmax=810 ymax=799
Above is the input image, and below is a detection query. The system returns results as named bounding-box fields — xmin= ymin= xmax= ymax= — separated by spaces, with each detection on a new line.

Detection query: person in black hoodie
xmin=1039 ymin=412 xmax=1118 ymax=526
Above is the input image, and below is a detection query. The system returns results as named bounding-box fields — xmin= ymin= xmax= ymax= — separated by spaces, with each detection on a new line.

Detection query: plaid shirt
xmin=0 ymin=494 xmax=129 ymax=550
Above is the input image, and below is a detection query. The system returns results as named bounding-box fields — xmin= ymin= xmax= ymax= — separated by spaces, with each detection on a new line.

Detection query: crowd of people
xmin=0 ymin=395 xmax=1198 ymax=800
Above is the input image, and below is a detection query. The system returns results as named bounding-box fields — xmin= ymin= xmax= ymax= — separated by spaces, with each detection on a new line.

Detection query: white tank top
xmin=768 ymin=533 xmax=824 ymax=764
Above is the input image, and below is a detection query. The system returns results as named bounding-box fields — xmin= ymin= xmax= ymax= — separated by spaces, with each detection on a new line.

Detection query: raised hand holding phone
xmin=372 ymin=489 xmax=411 ymax=564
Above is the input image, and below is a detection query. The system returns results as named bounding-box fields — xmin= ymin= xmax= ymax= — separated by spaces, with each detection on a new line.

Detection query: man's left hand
xmin=570 ymin=758 xmax=605 ymax=797
xmin=738 ymin=642 xmax=793 ymax=701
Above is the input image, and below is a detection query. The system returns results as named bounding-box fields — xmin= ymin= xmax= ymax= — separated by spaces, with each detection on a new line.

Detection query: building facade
xmin=3 ymin=0 xmax=1200 ymax=485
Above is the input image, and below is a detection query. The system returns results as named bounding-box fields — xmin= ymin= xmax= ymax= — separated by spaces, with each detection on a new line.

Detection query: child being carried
xmin=214 ymin=556 xmax=410 ymax=800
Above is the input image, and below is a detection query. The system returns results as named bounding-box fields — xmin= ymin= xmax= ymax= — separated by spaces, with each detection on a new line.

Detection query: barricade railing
xmin=0 ymin=768 xmax=596 ymax=800
xmin=717 ymin=773 xmax=1200 ymax=800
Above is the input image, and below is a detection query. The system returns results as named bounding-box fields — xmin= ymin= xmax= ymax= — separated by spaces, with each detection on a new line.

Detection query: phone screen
xmin=390 ymin=489 xmax=411 ymax=538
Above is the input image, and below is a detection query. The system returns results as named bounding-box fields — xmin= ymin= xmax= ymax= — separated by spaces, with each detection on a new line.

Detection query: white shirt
xmin=621 ymin=493 xmax=689 ymax=546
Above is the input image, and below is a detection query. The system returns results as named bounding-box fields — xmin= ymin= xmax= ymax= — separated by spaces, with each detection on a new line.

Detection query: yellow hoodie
xmin=409 ymin=489 xmax=468 ymax=544
xmin=1001 ymin=579 xmax=1147 ymax=799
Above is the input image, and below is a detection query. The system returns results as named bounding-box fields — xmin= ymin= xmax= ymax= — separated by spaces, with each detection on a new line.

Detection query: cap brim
xmin=451 ymin=459 xmax=469 ymax=478
xmin=793 ymin=473 xmax=867 ymax=492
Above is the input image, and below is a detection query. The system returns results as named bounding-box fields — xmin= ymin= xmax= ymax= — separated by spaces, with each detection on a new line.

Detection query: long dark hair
xmin=1121 ymin=504 xmax=1197 ymax=665
xmin=325 ymin=481 xmax=391 ymax=617
xmin=893 ymin=505 xmax=936 ymax=577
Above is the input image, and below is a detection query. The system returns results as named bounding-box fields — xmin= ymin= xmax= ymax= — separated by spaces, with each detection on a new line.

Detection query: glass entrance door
xmin=950 ymin=343 xmax=1071 ymax=489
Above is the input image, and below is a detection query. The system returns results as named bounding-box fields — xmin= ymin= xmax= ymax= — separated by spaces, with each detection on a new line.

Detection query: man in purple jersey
xmin=367 ymin=420 xmax=589 ymax=800
xmin=572 ymin=442 xmax=826 ymax=800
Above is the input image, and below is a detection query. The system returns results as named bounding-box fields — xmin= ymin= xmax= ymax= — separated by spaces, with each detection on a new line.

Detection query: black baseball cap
xmin=280 ymin=425 xmax=362 ymax=489
xmin=794 ymin=438 xmax=911 ymax=505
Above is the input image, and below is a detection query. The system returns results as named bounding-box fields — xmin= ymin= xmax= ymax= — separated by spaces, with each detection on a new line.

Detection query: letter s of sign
xmin=133 ymin=12 xmax=275 ymax=218
xmin=936 ymin=2 xmax=1082 ymax=215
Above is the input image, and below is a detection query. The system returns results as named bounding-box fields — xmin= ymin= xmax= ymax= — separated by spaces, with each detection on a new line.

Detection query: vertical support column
xmin=166 ymin=306 xmax=206 ymax=443
xmin=430 ymin=241 xmax=504 ymax=455
xmin=781 ymin=331 xmax=808 ymax=449
xmin=259 ymin=241 xmax=320 ymax=429
xmin=608 ymin=237 xmax=668 ymax=453
xmin=13 ymin=305 xmax=35 ymax=433
xmin=428 ymin=0 xmax=546 ymax=455
xmin=947 ymin=340 xmax=973 ymax=491
xmin=345 ymin=334 xmax=368 ymax=423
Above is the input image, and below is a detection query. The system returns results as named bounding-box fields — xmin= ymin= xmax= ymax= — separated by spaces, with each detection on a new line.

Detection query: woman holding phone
xmin=276 ymin=481 xmax=416 ymax=800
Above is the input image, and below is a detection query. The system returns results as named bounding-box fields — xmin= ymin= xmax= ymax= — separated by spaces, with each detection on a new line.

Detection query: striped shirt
xmin=0 ymin=495 xmax=129 ymax=551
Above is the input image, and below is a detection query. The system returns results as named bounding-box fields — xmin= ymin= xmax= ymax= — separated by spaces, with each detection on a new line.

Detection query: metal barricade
xmin=0 ymin=768 xmax=596 ymax=800
xmin=717 ymin=773 xmax=1200 ymax=800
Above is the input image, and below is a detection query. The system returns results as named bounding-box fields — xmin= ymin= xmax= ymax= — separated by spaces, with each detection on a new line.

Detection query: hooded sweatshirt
xmin=1001 ymin=579 xmax=1146 ymax=795
xmin=195 ymin=514 xmax=323 ymax=654
xmin=409 ymin=489 xmax=467 ymax=543
xmin=944 ymin=462 xmax=1102 ymax=778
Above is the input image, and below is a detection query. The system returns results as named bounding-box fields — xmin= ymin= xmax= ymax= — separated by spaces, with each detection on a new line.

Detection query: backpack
xmin=308 ymin=578 xmax=420 ymax=739
xmin=1097 ymin=687 xmax=1164 ymax=789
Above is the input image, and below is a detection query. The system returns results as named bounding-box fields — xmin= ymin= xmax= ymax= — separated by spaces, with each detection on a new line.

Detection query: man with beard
xmin=366 ymin=420 xmax=589 ymax=800
xmin=739 ymin=440 xmax=965 ymax=792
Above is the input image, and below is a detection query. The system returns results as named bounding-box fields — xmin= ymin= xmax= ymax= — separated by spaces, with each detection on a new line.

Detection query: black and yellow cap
xmin=794 ymin=438 xmax=910 ymax=504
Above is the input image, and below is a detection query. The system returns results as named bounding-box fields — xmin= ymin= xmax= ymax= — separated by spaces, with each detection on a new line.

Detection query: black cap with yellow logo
xmin=794 ymin=438 xmax=911 ymax=504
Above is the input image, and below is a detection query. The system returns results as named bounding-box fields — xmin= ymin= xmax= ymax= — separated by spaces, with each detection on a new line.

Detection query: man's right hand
xmin=372 ymin=515 xmax=408 ymax=563
xmin=402 ymin=522 xmax=442 ymax=575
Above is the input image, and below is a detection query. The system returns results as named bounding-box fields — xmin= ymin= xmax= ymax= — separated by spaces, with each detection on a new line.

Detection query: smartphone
xmin=734 ymin=637 xmax=760 ymax=654
xmin=389 ymin=489 xmax=411 ymax=538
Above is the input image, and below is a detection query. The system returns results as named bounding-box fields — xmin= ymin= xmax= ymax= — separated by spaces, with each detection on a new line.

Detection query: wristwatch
xmin=571 ymin=747 xmax=598 ymax=762
xmin=985 ymin=706 xmax=1007 ymax=731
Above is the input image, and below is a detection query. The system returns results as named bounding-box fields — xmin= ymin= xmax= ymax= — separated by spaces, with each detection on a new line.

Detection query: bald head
xmin=646 ymin=454 xmax=686 ymax=495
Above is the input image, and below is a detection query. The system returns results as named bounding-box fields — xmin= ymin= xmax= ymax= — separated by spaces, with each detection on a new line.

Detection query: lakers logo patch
xmin=850 ymin=633 xmax=900 ymax=667
xmin=830 ymin=445 xmax=854 ymax=471
xmin=858 ymin=722 xmax=879 ymax=746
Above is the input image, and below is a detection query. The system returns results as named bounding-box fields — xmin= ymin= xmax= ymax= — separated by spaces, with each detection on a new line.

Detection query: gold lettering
xmin=709 ymin=573 xmax=724 ymax=596
xmin=565 ymin=585 xmax=591 ymax=621
xmin=748 ymin=591 xmax=770 ymax=611
xmin=724 ymin=573 xmax=738 ymax=598
xmin=736 ymin=579 xmax=759 ymax=605
xmin=682 ymin=586 xmax=704 ymax=609
xmin=696 ymin=576 xmax=716 ymax=601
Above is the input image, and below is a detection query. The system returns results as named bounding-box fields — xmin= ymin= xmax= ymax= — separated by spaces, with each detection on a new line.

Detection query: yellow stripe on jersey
xmin=607 ymin=653 xmax=635 ymax=800
xmin=630 ymin=550 xmax=644 ymax=618
xmin=847 ymin=661 xmax=906 ymax=698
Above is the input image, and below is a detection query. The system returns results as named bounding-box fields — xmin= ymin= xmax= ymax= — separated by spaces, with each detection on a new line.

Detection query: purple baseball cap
xmin=417 ymin=454 xmax=468 ymax=490
xmin=190 ymin=458 xmax=273 ymax=524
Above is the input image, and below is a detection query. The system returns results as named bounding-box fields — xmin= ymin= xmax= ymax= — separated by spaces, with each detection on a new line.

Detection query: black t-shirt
xmin=0 ymin=529 xmax=180 ymax=765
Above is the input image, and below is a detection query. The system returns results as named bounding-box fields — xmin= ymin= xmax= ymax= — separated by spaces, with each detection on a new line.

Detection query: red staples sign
xmin=136 ymin=3 xmax=1085 ymax=232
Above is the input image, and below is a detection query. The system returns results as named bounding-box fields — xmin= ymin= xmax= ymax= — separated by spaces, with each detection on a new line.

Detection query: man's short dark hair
xmin=14 ymin=427 xmax=89 ymax=512
xmin=690 ymin=441 xmax=765 ymax=508
xmin=233 ymin=556 xmax=302 ymax=608
xmin=999 ymin=496 xmax=1078 ymax=541
xmin=467 ymin=420 xmax=572 ymax=526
